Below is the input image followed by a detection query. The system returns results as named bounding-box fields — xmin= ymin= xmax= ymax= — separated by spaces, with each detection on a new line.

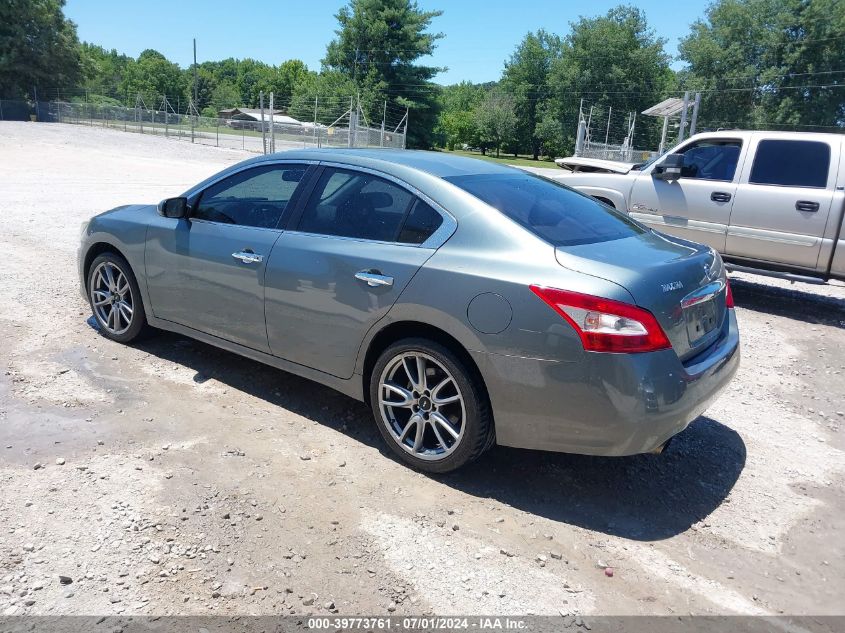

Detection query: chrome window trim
xmin=182 ymin=158 xmax=318 ymax=203
xmin=287 ymin=160 xmax=458 ymax=249
xmin=187 ymin=218 xmax=287 ymax=235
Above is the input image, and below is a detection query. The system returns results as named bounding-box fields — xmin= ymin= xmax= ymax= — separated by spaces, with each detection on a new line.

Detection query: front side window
xmin=677 ymin=140 xmax=742 ymax=181
xmin=193 ymin=164 xmax=307 ymax=228
xmin=445 ymin=172 xmax=644 ymax=247
xmin=297 ymin=168 xmax=415 ymax=242
xmin=750 ymin=140 xmax=830 ymax=188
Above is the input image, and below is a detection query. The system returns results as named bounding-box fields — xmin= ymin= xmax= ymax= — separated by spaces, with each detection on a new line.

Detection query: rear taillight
xmin=725 ymin=278 xmax=735 ymax=308
xmin=529 ymin=285 xmax=671 ymax=353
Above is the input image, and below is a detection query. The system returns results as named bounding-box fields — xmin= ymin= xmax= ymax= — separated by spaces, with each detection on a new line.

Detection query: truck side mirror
xmin=653 ymin=153 xmax=684 ymax=181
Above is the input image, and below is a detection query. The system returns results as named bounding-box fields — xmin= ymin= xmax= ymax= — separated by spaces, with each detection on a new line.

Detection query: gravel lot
xmin=1 ymin=122 xmax=843 ymax=617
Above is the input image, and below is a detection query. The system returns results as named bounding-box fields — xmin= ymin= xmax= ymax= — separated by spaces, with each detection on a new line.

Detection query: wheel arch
xmin=83 ymin=242 xmax=133 ymax=286
xmin=361 ymin=320 xmax=490 ymax=410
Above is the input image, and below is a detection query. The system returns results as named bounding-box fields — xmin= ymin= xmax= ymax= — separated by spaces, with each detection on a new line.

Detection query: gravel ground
xmin=0 ymin=122 xmax=843 ymax=617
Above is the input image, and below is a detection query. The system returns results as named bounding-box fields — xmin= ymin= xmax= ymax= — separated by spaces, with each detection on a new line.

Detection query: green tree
xmin=546 ymin=6 xmax=673 ymax=155
xmin=323 ymin=0 xmax=444 ymax=148
xmin=502 ymin=30 xmax=563 ymax=159
xmin=0 ymin=0 xmax=82 ymax=98
xmin=288 ymin=69 xmax=357 ymax=123
xmin=679 ymin=0 xmax=845 ymax=129
xmin=474 ymin=88 xmax=516 ymax=157
xmin=436 ymin=81 xmax=484 ymax=149
xmin=79 ymin=43 xmax=132 ymax=101
xmin=119 ymin=49 xmax=184 ymax=106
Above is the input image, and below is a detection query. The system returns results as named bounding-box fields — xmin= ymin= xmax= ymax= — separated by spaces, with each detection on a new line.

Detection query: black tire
xmin=86 ymin=252 xmax=149 ymax=344
xmin=369 ymin=337 xmax=493 ymax=473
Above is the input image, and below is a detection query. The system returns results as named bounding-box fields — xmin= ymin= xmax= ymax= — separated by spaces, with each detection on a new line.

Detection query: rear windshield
xmin=444 ymin=172 xmax=645 ymax=246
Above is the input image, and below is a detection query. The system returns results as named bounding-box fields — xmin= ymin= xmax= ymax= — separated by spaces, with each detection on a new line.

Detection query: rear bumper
xmin=475 ymin=310 xmax=740 ymax=456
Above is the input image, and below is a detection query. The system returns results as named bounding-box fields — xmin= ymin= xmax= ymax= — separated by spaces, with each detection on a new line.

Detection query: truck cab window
xmin=678 ymin=140 xmax=742 ymax=181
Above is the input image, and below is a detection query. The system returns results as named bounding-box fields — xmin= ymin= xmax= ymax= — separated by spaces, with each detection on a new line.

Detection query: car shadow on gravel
xmin=130 ymin=330 xmax=386 ymax=447
xmin=730 ymin=277 xmax=845 ymax=328
xmin=129 ymin=328 xmax=745 ymax=542
xmin=442 ymin=416 xmax=746 ymax=541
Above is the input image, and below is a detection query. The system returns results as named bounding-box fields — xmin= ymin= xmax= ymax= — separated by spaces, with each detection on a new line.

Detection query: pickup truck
xmin=550 ymin=130 xmax=845 ymax=283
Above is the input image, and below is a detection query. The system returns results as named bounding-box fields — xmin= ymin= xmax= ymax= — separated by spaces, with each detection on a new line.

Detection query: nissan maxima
xmin=79 ymin=149 xmax=740 ymax=473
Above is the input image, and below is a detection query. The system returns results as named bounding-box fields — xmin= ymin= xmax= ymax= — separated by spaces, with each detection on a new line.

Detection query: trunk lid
xmin=555 ymin=232 xmax=727 ymax=360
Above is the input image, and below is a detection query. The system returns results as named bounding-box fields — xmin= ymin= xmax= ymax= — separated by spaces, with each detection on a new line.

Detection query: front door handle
xmin=232 ymin=250 xmax=264 ymax=264
xmin=710 ymin=191 xmax=732 ymax=203
xmin=355 ymin=270 xmax=394 ymax=287
xmin=796 ymin=200 xmax=820 ymax=212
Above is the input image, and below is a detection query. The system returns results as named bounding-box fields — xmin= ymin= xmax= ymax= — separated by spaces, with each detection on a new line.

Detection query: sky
xmin=64 ymin=0 xmax=710 ymax=85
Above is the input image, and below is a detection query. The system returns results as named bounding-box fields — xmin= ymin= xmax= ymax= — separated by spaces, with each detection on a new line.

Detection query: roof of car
xmin=254 ymin=148 xmax=518 ymax=178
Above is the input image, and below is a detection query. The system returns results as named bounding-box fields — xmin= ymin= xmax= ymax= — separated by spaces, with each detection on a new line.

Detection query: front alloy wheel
xmin=87 ymin=253 xmax=147 ymax=343
xmin=91 ymin=261 xmax=134 ymax=336
xmin=371 ymin=338 xmax=492 ymax=473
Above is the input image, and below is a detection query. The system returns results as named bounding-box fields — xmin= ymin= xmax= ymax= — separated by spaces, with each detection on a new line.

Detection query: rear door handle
xmin=795 ymin=200 xmax=820 ymax=212
xmin=232 ymin=250 xmax=264 ymax=264
xmin=710 ymin=191 xmax=732 ymax=203
xmin=355 ymin=270 xmax=394 ymax=287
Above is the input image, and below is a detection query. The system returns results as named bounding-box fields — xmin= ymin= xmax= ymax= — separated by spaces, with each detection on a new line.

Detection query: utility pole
xmin=191 ymin=38 xmax=198 ymax=142
xmin=403 ymin=107 xmax=408 ymax=149
xmin=193 ymin=38 xmax=198 ymax=107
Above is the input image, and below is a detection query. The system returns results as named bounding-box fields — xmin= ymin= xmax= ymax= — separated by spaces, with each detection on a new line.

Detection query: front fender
xmin=79 ymin=207 xmax=154 ymax=319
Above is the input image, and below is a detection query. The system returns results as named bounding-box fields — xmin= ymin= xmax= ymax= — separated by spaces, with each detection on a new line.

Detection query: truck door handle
xmin=795 ymin=200 xmax=819 ymax=212
xmin=710 ymin=191 xmax=732 ymax=203
xmin=355 ymin=270 xmax=394 ymax=287
xmin=232 ymin=250 xmax=264 ymax=264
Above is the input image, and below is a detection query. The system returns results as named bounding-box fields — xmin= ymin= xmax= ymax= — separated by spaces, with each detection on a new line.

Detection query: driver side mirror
xmin=157 ymin=197 xmax=189 ymax=219
xmin=653 ymin=153 xmax=684 ymax=181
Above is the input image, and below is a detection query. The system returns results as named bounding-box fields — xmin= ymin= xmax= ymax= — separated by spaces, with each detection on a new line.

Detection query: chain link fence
xmin=0 ymin=99 xmax=406 ymax=153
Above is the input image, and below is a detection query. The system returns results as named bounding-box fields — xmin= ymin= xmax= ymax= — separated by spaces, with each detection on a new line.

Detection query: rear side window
xmin=298 ymin=168 xmax=414 ymax=242
xmin=398 ymin=200 xmax=443 ymax=244
xmin=750 ymin=140 xmax=830 ymax=188
xmin=445 ymin=172 xmax=644 ymax=247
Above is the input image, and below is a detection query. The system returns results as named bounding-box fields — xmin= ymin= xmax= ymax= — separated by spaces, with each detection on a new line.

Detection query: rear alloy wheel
xmin=370 ymin=338 xmax=492 ymax=473
xmin=87 ymin=253 xmax=147 ymax=344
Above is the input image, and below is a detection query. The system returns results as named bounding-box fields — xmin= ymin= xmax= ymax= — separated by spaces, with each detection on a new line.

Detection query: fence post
xmin=658 ymin=116 xmax=669 ymax=154
xmin=574 ymin=118 xmax=586 ymax=156
xmin=689 ymin=92 xmax=701 ymax=137
xmin=260 ymin=91 xmax=266 ymax=154
xmin=380 ymin=101 xmax=386 ymax=147
xmin=269 ymin=92 xmax=275 ymax=153
xmin=313 ymin=96 xmax=318 ymax=148
xmin=678 ymin=91 xmax=690 ymax=144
